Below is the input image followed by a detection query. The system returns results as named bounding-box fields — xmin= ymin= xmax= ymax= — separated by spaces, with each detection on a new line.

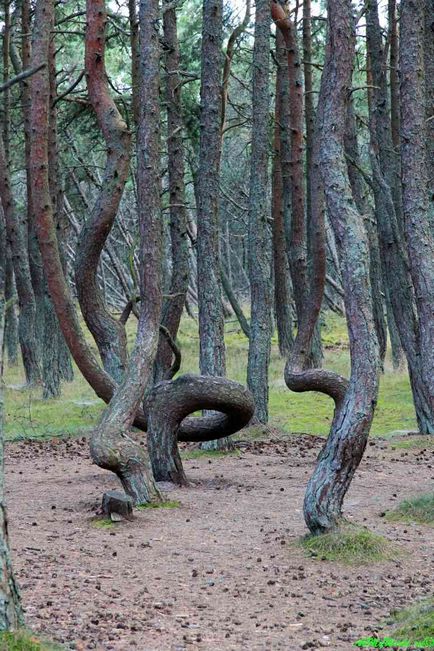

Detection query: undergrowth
xmin=300 ymin=525 xmax=398 ymax=565
xmin=0 ymin=631 xmax=60 ymax=651
xmin=386 ymin=493 xmax=434 ymax=525
xmin=385 ymin=597 xmax=434 ymax=645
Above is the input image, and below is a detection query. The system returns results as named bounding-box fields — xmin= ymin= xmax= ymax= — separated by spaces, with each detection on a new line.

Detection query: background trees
xmin=0 ymin=0 xmax=432 ymax=561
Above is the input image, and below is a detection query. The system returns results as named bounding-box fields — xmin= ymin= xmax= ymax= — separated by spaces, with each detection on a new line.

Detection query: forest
xmin=0 ymin=0 xmax=433 ymax=648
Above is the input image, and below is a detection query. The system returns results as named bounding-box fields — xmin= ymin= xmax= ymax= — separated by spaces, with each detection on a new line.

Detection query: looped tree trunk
xmin=145 ymin=374 xmax=255 ymax=485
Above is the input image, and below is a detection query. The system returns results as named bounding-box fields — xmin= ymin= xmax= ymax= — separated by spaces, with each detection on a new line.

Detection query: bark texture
xmin=196 ymin=0 xmax=226 ymax=378
xmin=247 ymin=0 xmax=272 ymax=423
xmin=75 ymin=0 xmax=131 ymax=383
xmin=153 ymin=1 xmax=190 ymax=383
xmin=303 ymin=0 xmax=380 ymax=534
xmin=146 ymin=375 xmax=255 ymax=485
xmin=400 ymin=0 xmax=434 ymax=415
xmin=0 ymin=133 xmax=40 ymax=385
xmin=0 ymin=207 xmax=24 ymax=631
xmin=90 ymin=0 xmax=164 ymax=503
xmin=272 ymin=30 xmax=294 ymax=357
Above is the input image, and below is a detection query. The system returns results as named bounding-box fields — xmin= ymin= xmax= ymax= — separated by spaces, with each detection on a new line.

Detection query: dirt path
xmin=6 ymin=433 xmax=434 ymax=650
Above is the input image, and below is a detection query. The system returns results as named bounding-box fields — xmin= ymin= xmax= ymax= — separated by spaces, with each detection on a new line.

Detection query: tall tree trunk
xmin=4 ymin=254 xmax=18 ymax=366
xmin=197 ymin=0 xmax=228 ymax=450
xmin=247 ymin=0 xmax=272 ymax=423
xmin=153 ymin=0 xmax=190 ymax=383
xmin=75 ymin=0 xmax=131 ymax=383
xmin=425 ymin=0 xmax=434 ymax=224
xmin=367 ymin=0 xmax=434 ymax=433
xmin=272 ymin=1 xmax=322 ymax=369
xmin=0 ymin=134 xmax=40 ymax=385
xmin=400 ymin=0 xmax=434 ymax=414
xmin=273 ymin=30 xmax=294 ymax=357
xmin=42 ymin=11 xmax=73 ymax=399
xmin=344 ymin=100 xmax=387 ymax=366
xmin=303 ymin=0 xmax=380 ymax=534
xmin=0 ymin=204 xmax=24 ymax=631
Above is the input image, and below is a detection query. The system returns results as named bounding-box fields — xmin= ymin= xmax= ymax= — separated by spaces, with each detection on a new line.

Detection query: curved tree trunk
xmin=146 ymin=375 xmax=254 ymax=484
xmin=303 ymin=0 xmax=380 ymax=534
xmin=75 ymin=0 xmax=131 ymax=383
xmin=247 ymin=0 xmax=272 ymax=423
xmin=90 ymin=0 xmax=165 ymax=503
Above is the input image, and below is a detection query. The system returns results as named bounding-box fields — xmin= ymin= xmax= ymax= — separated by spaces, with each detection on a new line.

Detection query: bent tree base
xmin=90 ymin=424 xmax=162 ymax=505
xmin=145 ymin=374 xmax=255 ymax=485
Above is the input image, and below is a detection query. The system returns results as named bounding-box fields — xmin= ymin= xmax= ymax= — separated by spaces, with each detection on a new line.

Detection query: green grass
xmin=90 ymin=517 xmax=115 ymax=529
xmin=181 ymin=448 xmax=240 ymax=460
xmin=386 ymin=598 xmax=434 ymax=644
xmin=0 ymin=631 xmax=61 ymax=651
xmin=390 ymin=436 xmax=434 ymax=449
xmin=3 ymin=312 xmax=419 ymax=441
xmin=385 ymin=493 xmax=434 ymax=525
xmin=136 ymin=500 xmax=181 ymax=510
xmin=300 ymin=525 xmax=398 ymax=565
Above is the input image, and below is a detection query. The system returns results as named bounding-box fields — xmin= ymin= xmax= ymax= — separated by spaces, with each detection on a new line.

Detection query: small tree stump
xmin=102 ymin=491 xmax=134 ymax=522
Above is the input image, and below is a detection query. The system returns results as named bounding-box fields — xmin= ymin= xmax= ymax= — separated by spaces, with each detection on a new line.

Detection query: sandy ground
xmin=5 ymin=432 xmax=434 ymax=651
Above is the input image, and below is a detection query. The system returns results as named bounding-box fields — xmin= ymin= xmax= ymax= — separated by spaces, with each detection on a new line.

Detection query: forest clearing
xmin=0 ymin=0 xmax=434 ymax=647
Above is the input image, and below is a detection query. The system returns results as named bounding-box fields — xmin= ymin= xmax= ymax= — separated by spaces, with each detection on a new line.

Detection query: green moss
xmin=136 ymin=500 xmax=181 ymax=510
xmin=386 ymin=597 xmax=434 ymax=643
xmin=386 ymin=493 xmax=434 ymax=525
xmin=300 ymin=525 xmax=398 ymax=565
xmin=0 ymin=631 xmax=60 ymax=651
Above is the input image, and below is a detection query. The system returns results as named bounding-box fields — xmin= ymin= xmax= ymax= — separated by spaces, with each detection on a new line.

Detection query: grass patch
xmin=390 ymin=436 xmax=434 ymax=449
xmin=181 ymin=448 xmax=241 ymax=460
xmin=90 ymin=517 xmax=115 ymax=529
xmin=136 ymin=500 xmax=181 ymax=510
xmin=300 ymin=525 xmax=398 ymax=565
xmin=3 ymin=312 xmax=419 ymax=441
xmin=386 ymin=493 xmax=434 ymax=525
xmin=386 ymin=597 xmax=434 ymax=644
xmin=0 ymin=631 xmax=61 ymax=651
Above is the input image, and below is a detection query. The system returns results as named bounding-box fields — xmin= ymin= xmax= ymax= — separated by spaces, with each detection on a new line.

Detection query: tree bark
xmin=153 ymin=0 xmax=190 ymax=383
xmin=303 ymin=0 xmax=380 ymax=534
xmin=273 ymin=30 xmax=294 ymax=357
xmin=400 ymin=0 xmax=434 ymax=414
xmin=424 ymin=0 xmax=434 ymax=224
xmin=75 ymin=0 xmax=131 ymax=383
xmin=366 ymin=0 xmax=434 ymax=432
xmin=196 ymin=0 xmax=226 ymax=379
xmin=0 ymin=133 xmax=40 ymax=385
xmin=247 ymin=0 xmax=272 ymax=423
xmin=0 ymin=204 xmax=24 ymax=631
xmin=146 ymin=375 xmax=254 ymax=484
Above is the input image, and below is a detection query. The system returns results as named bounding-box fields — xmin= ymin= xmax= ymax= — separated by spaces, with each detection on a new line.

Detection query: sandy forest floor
xmin=6 ymin=431 xmax=434 ymax=651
